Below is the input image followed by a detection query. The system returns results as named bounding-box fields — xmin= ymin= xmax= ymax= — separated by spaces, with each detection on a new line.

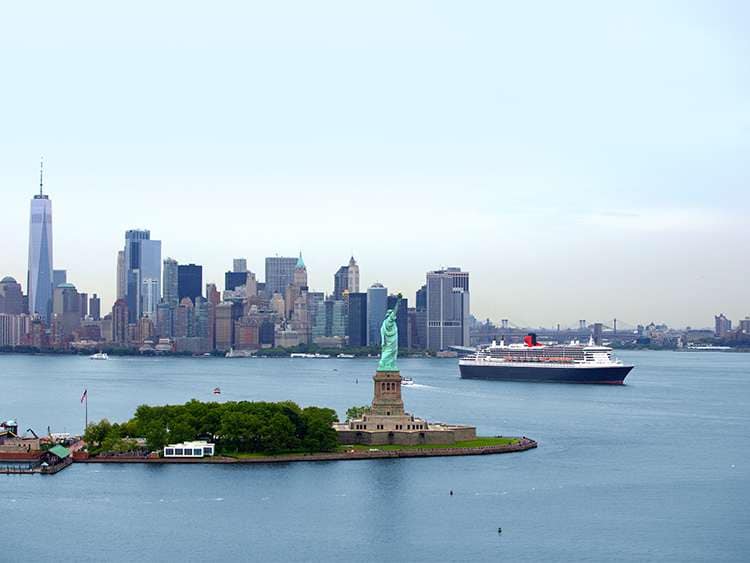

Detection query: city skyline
xmin=1 ymin=178 xmax=746 ymax=330
xmin=1 ymin=2 xmax=748 ymax=328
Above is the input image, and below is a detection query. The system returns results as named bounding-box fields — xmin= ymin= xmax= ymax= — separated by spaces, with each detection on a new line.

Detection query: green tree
xmin=301 ymin=407 xmax=339 ymax=452
xmin=168 ymin=418 xmax=195 ymax=444
xmin=144 ymin=422 xmax=168 ymax=451
xmin=83 ymin=419 xmax=113 ymax=452
xmin=345 ymin=405 xmax=371 ymax=421
xmin=262 ymin=413 xmax=299 ymax=454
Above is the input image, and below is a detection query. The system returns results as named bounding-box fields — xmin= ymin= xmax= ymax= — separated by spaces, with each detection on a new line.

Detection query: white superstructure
xmin=461 ymin=336 xmax=625 ymax=369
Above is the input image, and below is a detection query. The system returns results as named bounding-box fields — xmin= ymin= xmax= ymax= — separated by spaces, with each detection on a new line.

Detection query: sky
xmin=0 ymin=1 xmax=748 ymax=329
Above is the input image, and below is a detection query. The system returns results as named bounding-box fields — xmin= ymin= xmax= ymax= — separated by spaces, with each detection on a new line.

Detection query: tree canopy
xmin=85 ymin=400 xmax=340 ymax=455
xmin=346 ymin=405 xmax=371 ymax=421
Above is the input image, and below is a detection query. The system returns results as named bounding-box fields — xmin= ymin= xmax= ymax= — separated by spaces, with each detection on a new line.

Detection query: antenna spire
xmin=39 ymin=157 xmax=44 ymax=196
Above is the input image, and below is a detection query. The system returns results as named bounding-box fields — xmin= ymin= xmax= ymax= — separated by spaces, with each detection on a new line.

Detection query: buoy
xmin=450 ymin=490 xmax=453 ymax=496
xmin=497 ymin=528 xmax=502 ymax=534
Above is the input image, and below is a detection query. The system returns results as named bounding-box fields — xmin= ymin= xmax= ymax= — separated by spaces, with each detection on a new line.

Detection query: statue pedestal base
xmin=334 ymin=367 xmax=477 ymax=446
xmin=371 ymin=370 xmax=404 ymax=417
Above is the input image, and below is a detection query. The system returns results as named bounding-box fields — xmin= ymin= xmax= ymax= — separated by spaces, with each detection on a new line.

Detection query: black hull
xmin=459 ymin=364 xmax=633 ymax=384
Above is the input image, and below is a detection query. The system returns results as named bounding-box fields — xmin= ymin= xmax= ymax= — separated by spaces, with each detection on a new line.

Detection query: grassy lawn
xmin=224 ymin=452 xmax=274 ymax=459
xmin=222 ymin=450 xmax=324 ymax=459
xmin=220 ymin=437 xmax=521 ymax=458
xmin=344 ymin=436 xmax=520 ymax=452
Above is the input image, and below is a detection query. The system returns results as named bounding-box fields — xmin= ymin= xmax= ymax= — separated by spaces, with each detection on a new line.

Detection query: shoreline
xmin=76 ymin=438 xmax=537 ymax=465
xmin=3 ymin=349 xmax=749 ymax=359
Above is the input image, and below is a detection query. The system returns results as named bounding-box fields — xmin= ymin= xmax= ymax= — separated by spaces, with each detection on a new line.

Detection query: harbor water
xmin=1 ymin=351 xmax=748 ymax=561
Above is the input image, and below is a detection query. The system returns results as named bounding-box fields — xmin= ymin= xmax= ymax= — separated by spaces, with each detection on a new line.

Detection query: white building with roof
xmin=163 ymin=441 xmax=215 ymax=458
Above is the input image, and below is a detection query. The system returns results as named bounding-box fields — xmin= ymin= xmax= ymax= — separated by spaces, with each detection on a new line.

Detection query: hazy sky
xmin=1 ymin=1 xmax=748 ymax=328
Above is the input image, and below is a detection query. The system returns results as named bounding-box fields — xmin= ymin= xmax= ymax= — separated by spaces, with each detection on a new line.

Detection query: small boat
xmin=212 ymin=387 xmax=221 ymax=395
xmin=89 ymin=352 xmax=109 ymax=360
xmin=435 ymin=350 xmax=458 ymax=358
xmin=290 ymin=353 xmax=331 ymax=359
xmin=225 ymin=348 xmax=255 ymax=358
xmin=337 ymin=353 xmax=355 ymax=359
xmin=401 ymin=377 xmax=415 ymax=386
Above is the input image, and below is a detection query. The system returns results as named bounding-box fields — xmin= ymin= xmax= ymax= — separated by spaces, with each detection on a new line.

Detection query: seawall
xmin=76 ymin=438 xmax=537 ymax=465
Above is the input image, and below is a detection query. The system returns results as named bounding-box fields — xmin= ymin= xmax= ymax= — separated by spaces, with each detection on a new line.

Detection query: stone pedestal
xmin=371 ymin=370 xmax=404 ymax=417
xmin=334 ymin=368 xmax=477 ymax=446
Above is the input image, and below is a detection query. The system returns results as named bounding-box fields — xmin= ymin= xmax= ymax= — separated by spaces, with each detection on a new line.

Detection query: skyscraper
xmin=52 ymin=269 xmax=67 ymax=289
xmin=347 ymin=256 xmax=360 ymax=294
xmin=233 ymin=258 xmax=247 ymax=273
xmin=245 ymin=272 xmax=258 ymax=297
xmin=163 ymin=257 xmax=179 ymax=306
xmin=334 ymin=266 xmax=349 ymax=300
xmin=715 ymin=313 xmax=732 ymax=337
xmin=0 ymin=277 xmax=25 ymax=315
xmin=178 ymin=264 xmax=203 ymax=303
xmin=416 ymin=284 xmax=427 ymax=310
xmin=347 ymin=292 xmax=367 ymax=347
xmin=293 ymin=253 xmax=308 ymax=287
xmin=112 ymin=299 xmax=129 ymax=345
xmin=367 ymin=283 xmax=387 ymax=346
xmin=264 ymin=256 xmax=298 ymax=296
xmin=89 ymin=294 xmax=101 ymax=321
xmin=312 ymin=299 xmax=346 ymax=339
xmin=426 ymin=267 xmax=470 ymax=351
xmin=156 ymin=301 xmax=174 ymax=338
xmin=27 ymin=161 xmax=53 ymax=322
xmin=0 ymin=313 xmax=30 ymax=348
xmin=79 ymin=292 xmax=88 ymax=319
xmin=123 ymin=229 xmax=161 ymax=323
xmin=142 ymin=278 xmax=160 ymax=318
xmin=225 ymin=270 xmax=248 ymax=292
xmin=52 ymin=283 xmax=81 ymax=342
xmin=414 ymin=284 xmax=427 ymax=349
xmin=116 ymin=250 xmax=126 ymax=299
xmin=206 ymin=283 xmax=221 ymax=306
xmin=215 ymin=302 xmax=234 ymax=351
xmin=333 ymin=256 xmax=360 ymax=300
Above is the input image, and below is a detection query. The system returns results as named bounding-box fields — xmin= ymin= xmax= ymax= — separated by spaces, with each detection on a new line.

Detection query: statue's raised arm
xmin=378 ymin=298 xmax=400 ymax=372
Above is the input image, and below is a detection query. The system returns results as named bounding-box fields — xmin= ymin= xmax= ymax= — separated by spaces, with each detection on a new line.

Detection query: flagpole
xmin=85 ymin=393 xmax=88 ymax=431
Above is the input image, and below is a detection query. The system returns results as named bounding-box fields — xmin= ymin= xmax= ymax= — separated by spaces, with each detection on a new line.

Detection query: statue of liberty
xmin=378 ymin=295 xmax=401 ymax=372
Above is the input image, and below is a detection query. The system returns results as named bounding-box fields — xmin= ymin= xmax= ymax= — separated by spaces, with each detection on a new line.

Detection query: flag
xmin=80 ymin=389 xmax=87 ymax=404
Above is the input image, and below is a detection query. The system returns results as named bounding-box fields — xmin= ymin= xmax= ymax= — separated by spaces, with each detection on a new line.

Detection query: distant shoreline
xmin=0 ymin=349 xmax=441 ymax=359
xmin=2 ymin=348 xmax=749 ymax=359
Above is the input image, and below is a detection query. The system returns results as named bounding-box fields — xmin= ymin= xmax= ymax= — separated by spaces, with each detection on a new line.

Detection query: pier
xmin=0 ymin=444 xmax=73 ymax=476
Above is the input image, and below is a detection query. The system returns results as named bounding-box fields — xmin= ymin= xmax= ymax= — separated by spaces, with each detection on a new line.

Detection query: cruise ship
xmin=459 ymin=333 xmax=633 ymax=384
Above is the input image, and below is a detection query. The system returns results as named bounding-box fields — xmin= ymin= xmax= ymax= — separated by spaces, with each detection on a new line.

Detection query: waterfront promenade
xmin=77 ymin=437 xmax=537 ymax=465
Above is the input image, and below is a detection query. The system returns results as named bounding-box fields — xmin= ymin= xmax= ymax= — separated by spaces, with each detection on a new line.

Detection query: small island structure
xmin=335 ymin=296 xmax=477 ymax=446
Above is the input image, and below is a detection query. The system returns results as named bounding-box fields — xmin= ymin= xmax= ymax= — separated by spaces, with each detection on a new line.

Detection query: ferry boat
xmin=683 ymin=344 xmax=732 ymax=351
xmin=225 ymin=348 xmax=255 ymax=358
xmin=337 ymin=353 xmax=356 ymax=359
xmin=290 ymin=353 xmax=331 ymax=359
xmin=459 ymin=333 xmax=633 ymax=384
xmin=89 ymin=352 xmax=109 ymax=360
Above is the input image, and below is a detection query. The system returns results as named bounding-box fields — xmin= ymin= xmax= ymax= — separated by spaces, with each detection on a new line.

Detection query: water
xmin=1 ymin=351 xmax=748 ymax=562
